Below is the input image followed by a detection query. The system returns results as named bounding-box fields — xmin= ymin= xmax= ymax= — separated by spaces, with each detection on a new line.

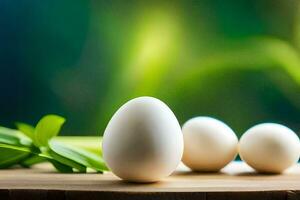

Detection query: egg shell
xmin=239 ymin=123 xmax=300 ymax=173
xmin=102 ymin=96 xmax=184 ymax=182
xmin=182 ymin=117 xmax=238 ymax=172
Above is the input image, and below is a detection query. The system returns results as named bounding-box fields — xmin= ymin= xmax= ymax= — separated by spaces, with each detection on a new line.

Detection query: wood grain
xmin=0 ymin=161 xmax=300 ymax=200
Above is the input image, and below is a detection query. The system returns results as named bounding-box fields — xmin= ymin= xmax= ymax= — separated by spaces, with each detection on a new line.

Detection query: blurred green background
xmin=1 ymin=0 xmax=300 ymax=137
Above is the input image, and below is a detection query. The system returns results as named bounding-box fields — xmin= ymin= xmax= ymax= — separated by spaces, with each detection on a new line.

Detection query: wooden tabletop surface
xmin=0 ymin=161 xmax=300 ymax=200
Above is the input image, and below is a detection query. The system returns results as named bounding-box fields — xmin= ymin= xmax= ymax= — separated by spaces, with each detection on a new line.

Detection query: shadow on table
xmin=173 ymin=169 xmax=281 ymax=177
xmin=234 ymin=171 xmax=282 ymax=177
xmin=173 ymin=170 xmax=225 ymax=176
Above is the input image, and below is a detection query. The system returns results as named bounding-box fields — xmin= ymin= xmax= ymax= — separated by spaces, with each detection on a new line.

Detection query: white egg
xmin=239 ymin=123 xmax=300 ymax=173
xmin=102 ymin=96 xmax=183 ymax=182
xmin=182 ymin=117 xmax=238 ymax=172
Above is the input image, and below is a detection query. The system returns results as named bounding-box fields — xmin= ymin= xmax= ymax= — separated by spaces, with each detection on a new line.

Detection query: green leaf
xmin=48 ymin=147 xmax=86 ymax=172
xmin=0 ymin=144 xmax=31 ymax=168
xmin=49 ymin=159 xmax=73 ymax=173
xmin=20 ymin=155 xmax=47 ymax=168
xmin=0 ymin=127 xmax=32 ymax=146
xmin=16 ymin=122 xmax=35 ymax=141
xmin=34 ymin=115 xmax=66 ymax=147
xmin=17 ymin=149 xmax=74 ymax=172
xmin=32 ymin=150 xmax=76 ymax=173
xmin=0 ymin=132 xmax=21 ymax=146
xmin=0 ymin=116 xmax=107 ymax=173
xmin=53 ymin=136 xmax=103 ymax=155
xmin=49 ymin=140 xmax=108 ymax=172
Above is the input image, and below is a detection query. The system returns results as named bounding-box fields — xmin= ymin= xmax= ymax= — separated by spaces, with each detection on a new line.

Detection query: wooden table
xmin=0 ymin=161 xmax=300 ymax=200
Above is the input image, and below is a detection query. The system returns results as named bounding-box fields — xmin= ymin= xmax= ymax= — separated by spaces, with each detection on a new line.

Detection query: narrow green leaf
xmin=20 ymin=155 xmax=47 ymax=168
xmin=0 ymin=132 xmax=20 ymax=146
xmin=16 ymin=122 xmax=35 ymax=141
xmin=0 ymin=127 xmax=32 ymax=146
xmin=49 ymin=159 xmax=73 ymax=173
xmin=34 ymin=150 xmax=76 ymax=173
xmin=48 ymin=149 xmax=86 ymax=173
xmin=34 ymin=115 xmax=66 ymax=147
xmin=0 ymin=126 xmax=21 ymax=136
xmin=0 ymin=144 xmax=31 ymax=168
xmin=49 ymin=141 xmax=108 ymax=172
xmin=53 ymin=136 xmax=103 ymax=155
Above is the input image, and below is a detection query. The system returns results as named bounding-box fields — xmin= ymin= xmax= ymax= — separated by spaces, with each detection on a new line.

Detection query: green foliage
xmin=15 ymin=123 xmax=35 ymax=141
xmin=20 ymin=155 xmax=47 ymax=168
xmin=0 ymin=144 xmax=31 ymax=168
xmin=0 ymin=127 xmax=32 ymax=146
xmin=0 ymin=115 xmax=107 ymax=173
xmin=34 ymin=115 xmax=66 ymax=147
xmin=48 ymin=149 xmax=87 ymax=173
xmin=52 ymin=136 xmax=103 ymax=155
xmin=0 ymin=128 xmax=23 ymax=146
xmin=49 ymin=141 xmax=107 ymax=172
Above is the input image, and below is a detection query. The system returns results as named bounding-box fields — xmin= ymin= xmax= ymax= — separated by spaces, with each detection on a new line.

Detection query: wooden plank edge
xmin=0 ymin=189 xmax=299 ymax=200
